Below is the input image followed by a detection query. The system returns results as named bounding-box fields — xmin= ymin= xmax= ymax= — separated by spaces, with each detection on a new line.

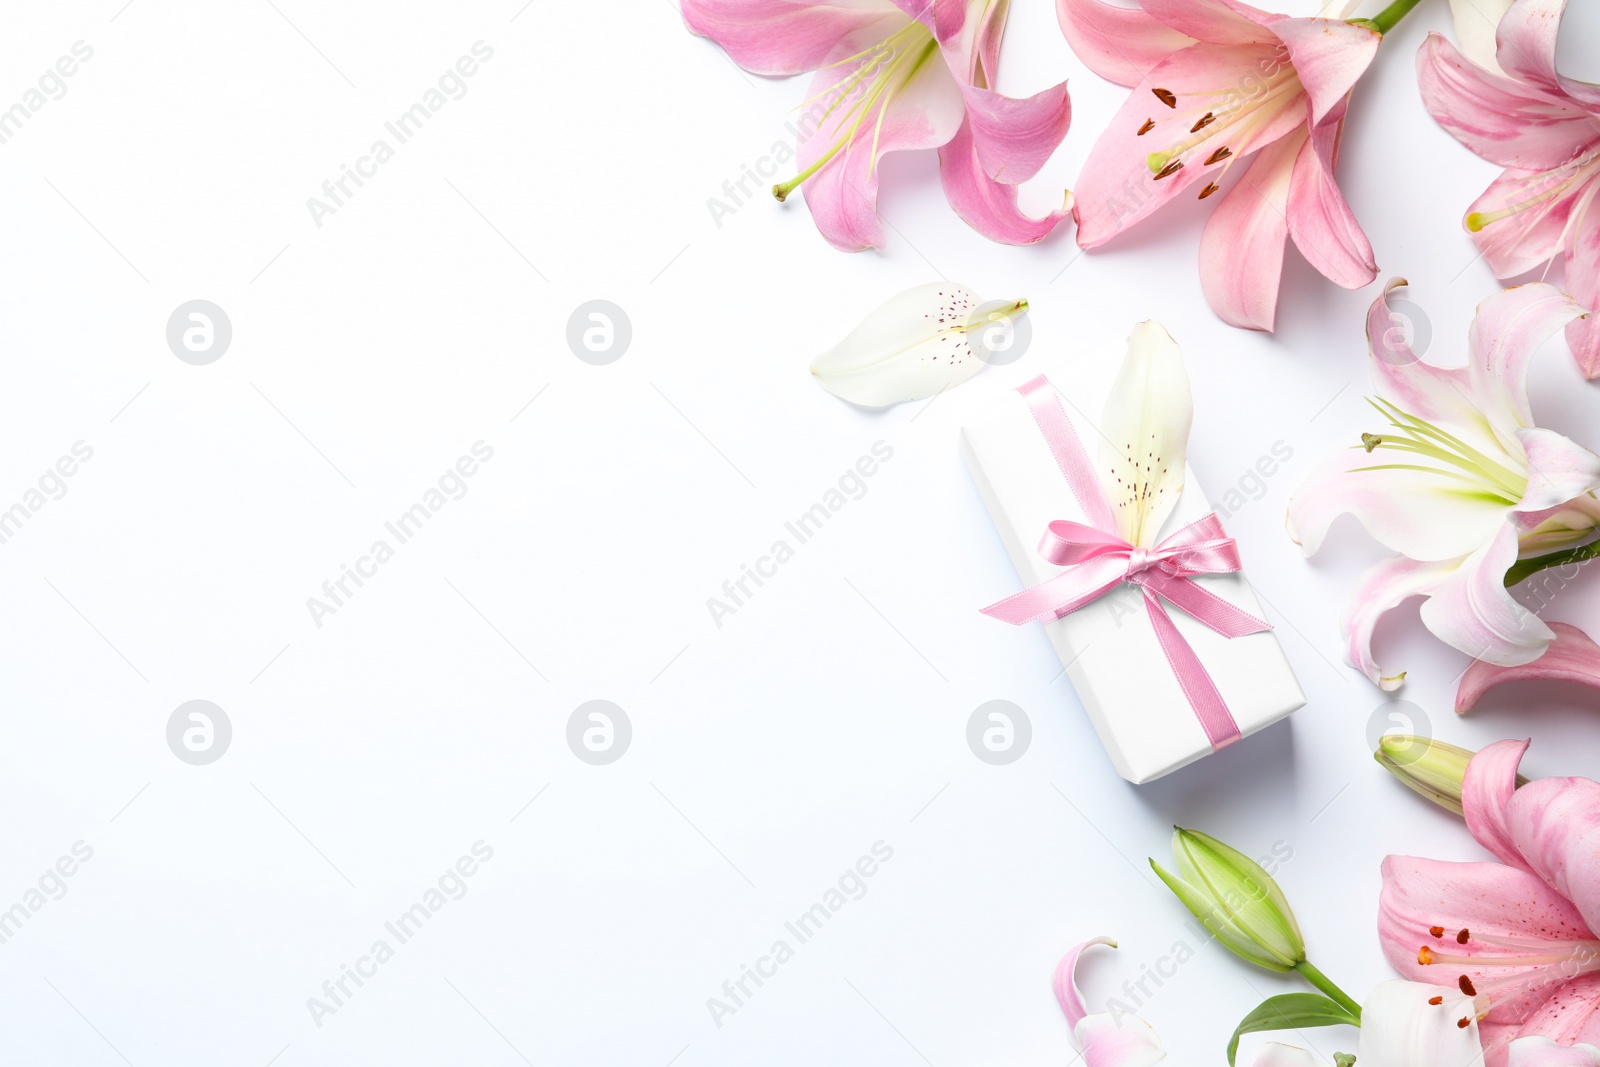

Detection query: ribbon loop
xmin=979 ymin=376 xmax=1271 ymax=752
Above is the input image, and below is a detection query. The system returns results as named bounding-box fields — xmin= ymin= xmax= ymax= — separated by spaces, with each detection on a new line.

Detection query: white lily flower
xmin=1099 ymin=321 xmax=1192 ymax=548
xmin=809 ymin=283 xmax=1027 ymax=407
xmin=1287 ymin=280 xmax=1600 ymax=689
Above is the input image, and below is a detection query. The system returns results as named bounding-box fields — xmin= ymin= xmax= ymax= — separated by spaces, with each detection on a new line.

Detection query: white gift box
xmin=961 ymin=359 xmax=1305 ymax=784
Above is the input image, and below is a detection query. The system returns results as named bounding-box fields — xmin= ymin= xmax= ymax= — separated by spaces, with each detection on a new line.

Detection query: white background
xmin=0 ymin=1 xmax=1597 ymax=1064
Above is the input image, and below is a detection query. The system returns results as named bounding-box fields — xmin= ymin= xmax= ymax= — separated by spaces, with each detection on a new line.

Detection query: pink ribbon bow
xmin=980 ymin=376 xmax=1270 ymax=751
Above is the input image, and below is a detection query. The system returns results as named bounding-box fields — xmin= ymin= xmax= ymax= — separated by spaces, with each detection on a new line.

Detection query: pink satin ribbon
xmin=980 ymin=376 xmax=1270 ymax=751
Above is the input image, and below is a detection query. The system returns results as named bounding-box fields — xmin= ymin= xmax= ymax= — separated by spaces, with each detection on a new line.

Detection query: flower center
xmin=1417 ymin=925 xmax=1600 ymax=1022
xmin=1351 ymin=397 xmax=1526 ymax=504
xmin=1466 ymin=144 xmax=1600 ymax=234
xmin=772 ymin=20 xmax=940 ymax=202
xmin=1135 ymin=52 xmax=1303 ymax=199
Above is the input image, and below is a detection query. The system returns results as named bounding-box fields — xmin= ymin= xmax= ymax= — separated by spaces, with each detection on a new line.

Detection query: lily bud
xmin=1374 ymin=735 xmax=1528 ymax=815
xmin=1151 ymin=828 xmax=1305 ymax=973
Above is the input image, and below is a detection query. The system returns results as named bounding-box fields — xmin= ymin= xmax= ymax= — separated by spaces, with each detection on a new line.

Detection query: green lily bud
xmin=1151 ymin=828 xmax=1305 ymax=973
xmin=1374 ymin=734 xmax=1527 ymax=815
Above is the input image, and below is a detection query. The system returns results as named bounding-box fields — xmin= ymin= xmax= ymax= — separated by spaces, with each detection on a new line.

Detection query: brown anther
xmin=1154 ymin=159 xmax=1183 ymax=180
xmin=1428 ymin=996 xmax=1444 ymax=1006
xmin=1198 ymin=181 xmax=1220 ymax=200
xmin=1191 ymin=112 xmax=1216 ymax=132
xmin=1418 ymin=946 xmax=1435 ymax=965
xmin=1459 ymin=975 xmax=1477 ymax=996
xmin=1204 ymin=146 xmax=1233 ymax=165
xmin=1152 ymin=87 xmax=1177 ymax=108
xmin=1458 ymin=1017 xmax=1471 ymax=1029
xmin=1430 ymin=926 xmax=1446 ymax=939
xmin=1457 ymin=929 xmax=1470 ymax=945
xmin=1137 ymin=118 xmax=1155 ymax=136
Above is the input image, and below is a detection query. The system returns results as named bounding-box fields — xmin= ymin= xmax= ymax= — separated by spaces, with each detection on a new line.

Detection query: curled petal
xmin=1515 ymin=428 xmax=1600 ymax=512
xmin=1495 ymin=0 xmax=1600 ymax=111
xmin=1286 ymin=99 xmax=1377 ymax=290
xmin=1468 ymin=283 xmax=1589 ymax=436
xmin=1564 ymin=188 xmax=1600 ymax=379
xmin=1268 ymin=17 xmax=1379 ymax=126
xmin=1459 ymin=622 xmax=1600 ymax=713
xmin=1340 ymin=554 xmax=1454 ymax=689
xmin=1449 ymin=0 xmax=1515 ymax=72
xmin=1056 ymin=0 xmax=1195 ymax=87
xmin=1419 ymin=521 xmax=1556 ymax=667
xmin=938 ymin=119 xmax=1072 ymax=243
xmin=1198 ymin=129 xmax=1300 ymax=332
xmin=1054 ymin=939 xmax=1167 ymax=1066
xmin=957 ymin=82 xmax=1071 ymax=186
xmin=1417 ymin=33 xmax=1596 ymax=171
xmin=1463 ymin=738 xmax=1536 ymax=871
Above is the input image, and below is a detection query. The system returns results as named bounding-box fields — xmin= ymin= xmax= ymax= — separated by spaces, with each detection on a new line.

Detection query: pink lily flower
xmin=1286 ymin=280 xmax=1600 ymax=689
xmin=1458 ymin=622 xmax=1600 ymax=713
xmin=1380 ymin=738 xmax=1600 ymax=1066
xmin=1057 ymin=0 xmax=1381 ymax=331
xmin=1418 ymin=0 xmax=1600 ymax=378
xmin=680 ymin=0 xmax=1072 ymax=251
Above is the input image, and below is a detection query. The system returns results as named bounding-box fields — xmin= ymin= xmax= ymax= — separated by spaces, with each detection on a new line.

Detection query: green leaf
xmin=1226 ymin=993 xmax=1360 ymax=1066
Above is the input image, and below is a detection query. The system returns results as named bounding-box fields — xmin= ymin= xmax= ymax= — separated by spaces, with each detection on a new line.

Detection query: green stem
xmin=1294 ymin=960 xmax=1363 ymax=1022
xmin=1504 ymin=535 xmax=1600 ymax=587
xmin=1367 ymin=0 xmax=1427 ymax=34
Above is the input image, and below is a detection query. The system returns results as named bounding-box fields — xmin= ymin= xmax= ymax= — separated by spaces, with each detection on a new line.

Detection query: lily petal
xmin=1459 ymin=623 xmax=1600 ymax=713
xmin=1450 ymin=0 xmax=1516 ymax=73
xmin=680 ymin=0 xmax=897 ymax=76
xmin=1463 ymin=738 xmax=1536 ymax=870
xmin=1268 ymin=17 xmax=1380 ymax=126
xmin=1515 ymin=428 xmax=1600 ymax=511
xmin=1513 ymin=975 xmax=1600 ymax=1053
xmin=1364 ymin=280 xmax=1487 ymax=437
xmin=1507 ymin=1036 xmax=1600 ymax=1066
xmin=793 ymin=18 xmax=966 ymax=252
xmin=1358 ymin=980 xmax=1484 ymax=1067
xmin=1340 ymin=554 xmax=1456 ymax=689
xmin=1098 ymin=320 xmax=1191 ymax=546
xmin=810 ymin=282 xmax=1021 ymax=406
xmin=1564 ymin=188 xmax=1600 ymax=379
xmin=1198 ymin=128 xmax=1301 ymax=331
xmin=1468 ymin=283 xmax=1589 ymax=438
xmin=1417 ymin=33 xmax=1596 ymax=171
xmin=1286 ymin=98 xmax=1378 ymax=290
xmin=939 ymin=116 xmax=1073 ymax=243
xmin=1467 ymin=168 xmax=1589 ymax=280
xmin=1379 ymin=851 xmax=1595 ymax=1024
xmin=1252 ymin=1044 xmax=1326 ymax=1067
xmin=956 ymin=82 xmax=1072 ymax=186
xmin=1056 ymin=0 xmax=1197 ymax=87
xmin=1138 ymin=0 xmax=1276 ymax=45
xmin=1419 ymin=521 xmax=1556 ymax=667
xmin=1495 ymin=0 xmax=1600 ymax=112
xmin=1054 ymin=938 xmax=1167 ymax=1067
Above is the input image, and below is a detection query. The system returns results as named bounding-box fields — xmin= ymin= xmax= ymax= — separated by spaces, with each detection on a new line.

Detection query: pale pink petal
xmin=1365 ymin=279 xmax=1484 ymax=433
xmin=1054 ymin=938 xmax=1167 ymax=1066
xmin=1512 ymin=974 xmax=1600 ymax=1050
xmin=1503 ymin=774 xmax=1600 ymax=937
xmin=1198 ymin=129 xmax=1300 ymax=331
xmin=680 ymin=0 xmax=896 ymax=75
xmin=1053 ymin=936 xmax=1113 ymax=1029
xmin=1340 ymin=554 xmax=1454 ymax=689
xmin=1516 ymin=428 xmax=1600 ymax=511
xmin=1268 ymin=17 xmax=1379 ymax=125
xmin=938 ymin=118 xmax=1072 ymax=243
xmin=1419 ymin=521 xmax=1557 ymax=667
xmin=1251 ymin=1044 xmax=1324 ymax=1067
xmin=1459 ymin=622 xmax=1600 ymax=713
xmin=1508 ymin=1035 xmax=1600 ymax=1066
xmin=1468 ymin=169 xmax=1588 ymax=279
xmin=1286 ymin=443 xmax=1512 ymax=561
xmin=1286 ymin=98 xmax=1377 ymax=289
xmin=1056 ymin=0 xmax=1196 ymax=87
xmin=1495 ymin=0 xmax=1600 ymax=112
xmin=1563 ymin=187 xmax=1600 ymax=379
xmin=1072 ymin=41 xmax=1305 ymax=247
xmin=1417 ymin=33 xmax=1597 ymax=171
xmin=1464 ymin=738 xmax=1536 ymax=870
xmin=1468 ymin=283 xmax=1589 ymax=434
xmin=1138 ymin=0 xmax=1276 ymax=44
xmin=1379 ymin=851 xmax=1596 ymax=1024
xmin=794 ymin=20 xmax=967 ymax=251
xmin=957 ymin=82 xmax=1072 ymax=185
